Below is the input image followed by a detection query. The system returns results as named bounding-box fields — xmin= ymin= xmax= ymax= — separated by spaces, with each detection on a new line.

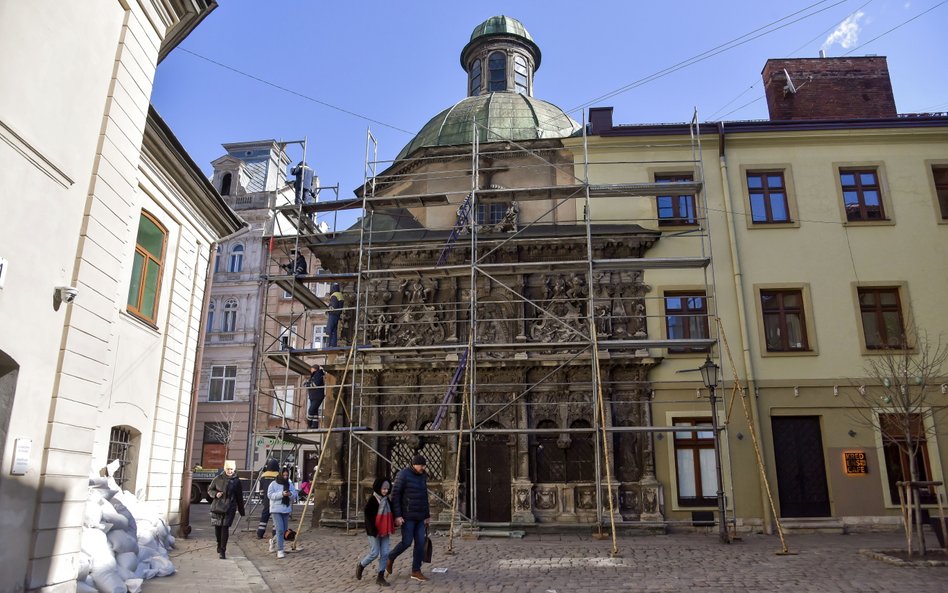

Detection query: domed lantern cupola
xmin=461 ymin=16 xmax=541 ymax=97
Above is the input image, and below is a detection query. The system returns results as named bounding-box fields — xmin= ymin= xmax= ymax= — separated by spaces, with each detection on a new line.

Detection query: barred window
xmin=108 ymin=426 xmax=135 ymax=490
xmin=387 ymin=421 xmax=413 ymax=474
xmin=420 ymin=421 xmax=444 ymax=480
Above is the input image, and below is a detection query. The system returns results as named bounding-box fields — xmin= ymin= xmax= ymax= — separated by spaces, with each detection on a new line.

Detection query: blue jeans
xmin=360 ymin=535 xmax=390 ymax=573
xmin=389 ymin=519 xmax=426 ymax=571
xmin=273 ymin=512 xmax=289 ymax=551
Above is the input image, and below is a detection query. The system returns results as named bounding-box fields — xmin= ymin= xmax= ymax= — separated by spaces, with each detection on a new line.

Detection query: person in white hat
xmin=208 ymin=460 xmax=245 ymax=559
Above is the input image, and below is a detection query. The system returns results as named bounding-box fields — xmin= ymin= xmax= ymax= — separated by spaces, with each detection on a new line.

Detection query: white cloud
xmin=821 ymin=11 xmax=866 ymax=53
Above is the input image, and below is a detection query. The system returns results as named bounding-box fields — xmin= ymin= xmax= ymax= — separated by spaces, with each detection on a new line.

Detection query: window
xmin=272 ymin=386 xmax=295 ymax=419
xmin=760 ymin=289 xmax=809 ymax=351
xmin=746 ymin=171 xmax=790 ymax=223
xmin=514 ymin=55 xmax=528 ymax=94
xmin=419 ymin=421 xmax=445 ymax=480
xmin=206 ymin=300 xmax=215 ymax=333
xmin=857 ymin=287 xmax=905 ymax=349
xmin=228 ymin=244 xmax=244 ymax=273
xmin=221 ymin=298 xmax=238 ymax=332
xmin=880 ymin=413 xmax=935 ymax=505
xmin=208 ymin=365 xmax=237 ymax=401
xmin=469 ymin=58 xmax=481 ymax=96
xmin=127 ymin=211 xmax=167 ymax=324
xmin=220 ymin=173 xmax=232 ymax=196
xmin=107 ymin=426 xmax=137 ymax=490
xmin=664 ymin=291 xmax=710 ymax=353
xmin=656 ymin=173 xmax=696 ymax=226
xmin=386 ymin=421 xmax=413 ymax=476
xmin=214 ymin=244 xmax=222 ymax=273
xmin=476 ymin=202 xmax=507 ymax=225
xmin=565 ymin=420 xmax=594 ymax=482
xmin=840 ymin=169 xmax=885 ymax=221
xmin=279 ymin=325 xmax=297 ymax=351
xmin=932 ymin=165 xmax=948 ymax=220
xmin=312 ymin=325 xmax=326 ymax=349
xmin=534 ymin=420 xmax=564 ymax=482
xmin=673 ymin=418 xmax=717 ymax=506
xmin=488 ymin=51 xmax=506 ymax=92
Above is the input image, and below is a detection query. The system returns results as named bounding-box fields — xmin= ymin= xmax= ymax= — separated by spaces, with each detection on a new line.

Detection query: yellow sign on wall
xmin=843 ymin=450 xmax=869 ymax=475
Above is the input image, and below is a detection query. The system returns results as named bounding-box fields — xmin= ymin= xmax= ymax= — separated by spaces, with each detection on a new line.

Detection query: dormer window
xmin=220 ymin=173 xmax=232 ymax=196
xmin=488 ymin=52 xmax=506 ymax=92
xmin=514 ymin=55 xmax=528 ymax=94
xmin=469 ymin=59 xmax=482 ymax=96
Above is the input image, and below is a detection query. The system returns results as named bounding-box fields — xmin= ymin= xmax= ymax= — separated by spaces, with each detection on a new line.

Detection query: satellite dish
xmin=783 ymin=69 xmax=798 ymax=94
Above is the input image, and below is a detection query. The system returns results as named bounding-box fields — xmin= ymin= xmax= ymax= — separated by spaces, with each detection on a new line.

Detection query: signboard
xmin=843 ymin=450 xmax=869 ymax=475
xmin=11 ymin=438 xmax=31 ymax=475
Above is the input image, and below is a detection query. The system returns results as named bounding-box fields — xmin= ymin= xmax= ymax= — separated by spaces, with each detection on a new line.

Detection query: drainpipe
xmin=716 ymin=122 xmax=772 ymax=534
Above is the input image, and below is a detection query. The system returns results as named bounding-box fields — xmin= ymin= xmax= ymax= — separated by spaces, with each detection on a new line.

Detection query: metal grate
xmin=420 ymin=422 xmax=444 ymax=480
xmin=108 ymin=426 xmax=133 ymax=489
xmin=388 ymin=422 xmax=413 ymax=474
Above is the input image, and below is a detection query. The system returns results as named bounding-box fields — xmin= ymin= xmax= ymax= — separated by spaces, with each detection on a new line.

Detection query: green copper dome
xmin=461 ymin=15 xmax=541 ymax=69
xmin=395 ymin=93 xmax=581 ymax=161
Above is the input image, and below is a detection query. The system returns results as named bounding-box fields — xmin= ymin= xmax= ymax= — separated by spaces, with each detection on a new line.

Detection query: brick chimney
xmin=762 ymin=57 xmax=897 ymax=120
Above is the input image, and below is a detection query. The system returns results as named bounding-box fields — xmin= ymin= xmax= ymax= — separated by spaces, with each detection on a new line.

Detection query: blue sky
xmin=152 ymin=0 xmax=947 ymax=220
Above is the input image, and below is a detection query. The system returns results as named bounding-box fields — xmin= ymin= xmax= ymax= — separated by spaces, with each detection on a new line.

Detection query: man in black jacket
xmin=255 ymin=458 xmax=281 ymax=538
xmin=386 ymin=454 xmax=430 ymax=582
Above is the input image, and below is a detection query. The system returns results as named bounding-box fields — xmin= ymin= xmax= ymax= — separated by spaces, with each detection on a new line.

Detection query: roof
xmin=396 ymin=93 xmax=581 ymax=160
xmin=461 ymin=15 xmax=541 ymax=69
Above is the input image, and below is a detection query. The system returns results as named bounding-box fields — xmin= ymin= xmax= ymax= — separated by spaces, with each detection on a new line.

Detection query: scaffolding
xmin=252 ymin=110 xmax=728 ymax=548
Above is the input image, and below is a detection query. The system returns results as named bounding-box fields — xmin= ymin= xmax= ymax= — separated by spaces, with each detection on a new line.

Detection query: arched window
xmin=222 ymin=298 xmax=238 ymax=332
xmin=386 ymin=421 xmax=413 ymax=475
xmin=469 ymin=58 xmax=482 ymax=96
xmin=420 ymin=421 xmax=444 ymax=480
xmin=488 ymin=51 xmax=506 ymax=92
xmin=108 ymin=425 xmax=140 ymax=490
xmin=207 ymin=300 xmax=216 ymax=332
xmin=514 ymin=55 xmax=528 ymax=94
xmin=127 ymin=210 xmax=167 ymax=324
xmin=534 ymin=419 xmax=565 ymax=482
xmin=220 ymin=173 xmax=232 ymax=196
xmin=214 ymin=244 xmax=222 ymax=273
xmin=229 ymin=244 xmax=244 ymax=273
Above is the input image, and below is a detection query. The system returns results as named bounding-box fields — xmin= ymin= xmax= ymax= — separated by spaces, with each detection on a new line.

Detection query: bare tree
xmin=205 ymin=407 xmax=242 ymax=460
xmin=850 ymin=326 xmax=948 ymax=555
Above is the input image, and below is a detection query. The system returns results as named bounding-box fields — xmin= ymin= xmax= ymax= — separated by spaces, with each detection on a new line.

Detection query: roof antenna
xmin=783 ymin=69 xmax=798 ymax=94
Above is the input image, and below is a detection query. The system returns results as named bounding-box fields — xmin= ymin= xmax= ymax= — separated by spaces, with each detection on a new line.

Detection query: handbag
xmin=284 ymin=528 xmax=297 ymax=541
xmin=423 ymin=528 xmax=433 ymax=563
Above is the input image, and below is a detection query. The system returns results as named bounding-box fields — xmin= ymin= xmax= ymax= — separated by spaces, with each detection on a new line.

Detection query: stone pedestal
xmin=511 ymin=480 xmax=535 ymax=524
xmin=638 ymin=475 xmax=664 ymax=522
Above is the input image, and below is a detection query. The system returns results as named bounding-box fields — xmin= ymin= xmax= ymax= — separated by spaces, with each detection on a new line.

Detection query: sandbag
xmin=110 ymin=497 xmax=137 ymax=535
xmin=99 ymin=500 xmax=128 ymax=532
xmin=107 ymin=529 xmax=138 ymax=555
xmin=90 ymin=566 xmax=125 ymax=593
xmin=76 ymin=577 xmax=97 ymax=593
xmin=116 ymin=551 xmax=138 ymax=573
xmin=126 ymin=578 xmax=143 ymax=593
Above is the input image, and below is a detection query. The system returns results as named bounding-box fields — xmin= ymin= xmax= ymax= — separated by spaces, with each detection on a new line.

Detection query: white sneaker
xmin=277 ymin=550 xmax=286 ymax=559
xmin=268 ymin=538 xmax=276 ymax=552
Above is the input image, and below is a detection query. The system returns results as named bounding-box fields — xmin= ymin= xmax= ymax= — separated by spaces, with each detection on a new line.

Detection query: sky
xmin=152 ymin=0 xmax=948 ymax=227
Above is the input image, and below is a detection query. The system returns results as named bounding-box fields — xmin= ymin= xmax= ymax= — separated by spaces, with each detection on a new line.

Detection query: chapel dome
xmin=461 ymin=15 xmax=541 ymax=70
xmin=395 ymin=92 xmax=581 ymax=161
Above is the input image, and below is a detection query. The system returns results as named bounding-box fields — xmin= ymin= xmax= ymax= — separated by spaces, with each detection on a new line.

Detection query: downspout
xmin=716 ymin=122 xmax=772 ymax=534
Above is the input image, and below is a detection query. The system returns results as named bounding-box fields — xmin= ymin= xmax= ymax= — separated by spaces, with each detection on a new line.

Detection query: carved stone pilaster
xmin=511 ymin=479 xmax=535 ymax=524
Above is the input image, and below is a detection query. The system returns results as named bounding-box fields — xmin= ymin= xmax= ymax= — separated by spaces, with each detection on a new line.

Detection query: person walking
xmin=208 ymin=460 xmax=245 ymax=560
xmin=357 ymin=476 xmax=395 ymax=587
xmin=255 ymin=458 xmax=281 ymax=539
xmin=267 ymin=467 xmax=298 ymax=559
xmin=386 ymin=455 xmax=430 ymax=582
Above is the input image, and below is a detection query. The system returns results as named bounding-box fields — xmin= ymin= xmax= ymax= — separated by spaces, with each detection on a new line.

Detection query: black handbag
xmin=284 ymin=528 xmax=297 ymax=541
xmin=423 ymin=529 xmax=433 ymax=563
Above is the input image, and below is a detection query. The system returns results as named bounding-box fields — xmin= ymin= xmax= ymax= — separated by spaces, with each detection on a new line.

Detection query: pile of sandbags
xmin=77 ymin=470 xmax=176 ymax=593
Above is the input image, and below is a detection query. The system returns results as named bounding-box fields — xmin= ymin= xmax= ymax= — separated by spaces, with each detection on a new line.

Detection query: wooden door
xmin=772 ymin=416 xmax=831 ymax=517
xmin=474 ymin=437 xmax=511 ymax=522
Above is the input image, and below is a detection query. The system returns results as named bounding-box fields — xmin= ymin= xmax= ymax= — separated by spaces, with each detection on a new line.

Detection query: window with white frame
xmin=228 ymin=244 xmax=244 ymax=273
xmin=279 ymin=325 xmax=297 ymax=350
xmin=208 ymin=365 xmax=237 ymax=402
xmin=312 ymin=325 xmax=327 ymax=349
xmin=207 ymin=300 xmax=215 ymax=333
xmin=272 ymin=386 xmax=295 ymax=419
xmin=222 ymin=298 xmax=238 ymax=332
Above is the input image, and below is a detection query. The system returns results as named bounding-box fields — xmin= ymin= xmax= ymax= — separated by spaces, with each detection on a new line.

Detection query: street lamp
xmin=699 ymin=356 xmax=730 ymax=544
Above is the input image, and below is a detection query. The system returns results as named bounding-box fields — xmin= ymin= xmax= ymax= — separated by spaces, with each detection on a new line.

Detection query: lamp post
xmin=699 ymin=356 xmax=730 ymax=543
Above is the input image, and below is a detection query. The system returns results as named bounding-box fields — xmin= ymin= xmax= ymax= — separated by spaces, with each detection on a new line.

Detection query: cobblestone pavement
xmin=233 ymin=526 xmax=948 ymax=593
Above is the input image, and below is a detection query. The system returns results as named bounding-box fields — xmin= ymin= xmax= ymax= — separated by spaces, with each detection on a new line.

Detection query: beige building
xmin=0 ymin=2 xmax=242 ymax=591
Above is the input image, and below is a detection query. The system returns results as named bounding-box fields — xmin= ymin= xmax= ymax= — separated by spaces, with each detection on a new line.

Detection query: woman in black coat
xmin=208 ymin=459 xmax=245 ymax=559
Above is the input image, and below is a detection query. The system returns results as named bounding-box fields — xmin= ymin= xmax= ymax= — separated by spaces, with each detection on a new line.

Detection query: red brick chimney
xmin=762 ymin=57 xmax=897 ymax=120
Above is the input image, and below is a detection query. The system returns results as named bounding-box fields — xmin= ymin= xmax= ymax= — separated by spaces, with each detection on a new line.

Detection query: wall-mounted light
xmin=656 ymin=433 xmax=664 ymax=440
xmin=793 ymin=386 xmax=800 ymax=398
xmin=942 ymin=384 xmax=947 ymax=395
xmin=833 ymin=385 xmax=839 ymax=397
xmin=857 ymin=385 xmax=866 ymax=396
xmin=848 ymin=429 xmax=857 ymax=438
xmin=736 ymin=432 xmax=744 ymax=441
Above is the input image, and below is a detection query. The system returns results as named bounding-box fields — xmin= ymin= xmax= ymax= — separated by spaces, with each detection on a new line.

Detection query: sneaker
xmin=356 ymin=561 xmax=365 ymax=580
xmin=268 ymin=538 xmax=276 ymax=553
xmin=277 ymin=550 xmax=286 ymax=559
xmin=410 ymin=571 xmax=428 ymax=582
